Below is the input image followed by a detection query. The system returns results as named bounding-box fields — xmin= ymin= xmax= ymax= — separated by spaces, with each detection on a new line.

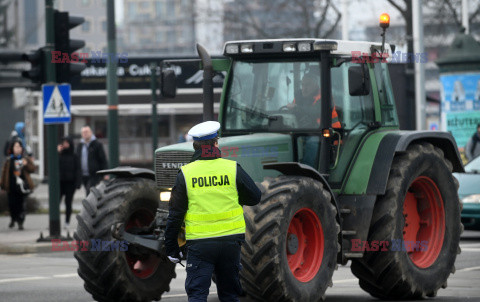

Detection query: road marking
xmin=460 ymin=243 xmax=480 ymax=248
xmin=53 ymin=273 xmax=78 ymax=278
xmin=461 ymin=248 xmax=480 ymax=252
xmin=333 ymin=278 xmax=358 ymax=284
xmin=163 ymin=291 xmax=217 ymax=299
xmin=0 ymin=276 xmax=49 ymax=284
xmin=458 ymin=266 xmax=480 ymax=272
xmin=0 ymin=273 xmax=79 ymax=285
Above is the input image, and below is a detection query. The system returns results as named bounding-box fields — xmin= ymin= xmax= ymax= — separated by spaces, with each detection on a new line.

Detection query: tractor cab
xmin=219 ymin=39 xmax=398 ymax=183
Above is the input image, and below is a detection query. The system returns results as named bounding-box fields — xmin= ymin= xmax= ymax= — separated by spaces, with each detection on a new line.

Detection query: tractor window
xmin=224 ymin=60 xmax=321 ymax=131
xmin=374 ymin=63 xmax=399 ymax=126
xmin=331 ymin=62 xmax=375 ymax=130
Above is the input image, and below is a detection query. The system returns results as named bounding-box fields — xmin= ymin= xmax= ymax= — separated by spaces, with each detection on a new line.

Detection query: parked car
xmin=454 ymin=156 xmax=480 ymax=230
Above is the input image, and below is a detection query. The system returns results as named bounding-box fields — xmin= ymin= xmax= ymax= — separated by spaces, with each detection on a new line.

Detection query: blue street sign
xmin=43 ymin=84 xmax=71 ymax=124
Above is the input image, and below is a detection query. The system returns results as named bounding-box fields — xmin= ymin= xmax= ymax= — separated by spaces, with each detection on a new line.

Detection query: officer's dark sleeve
xmin=164 ymin=170 xmax=188 ymax=257
xmin=236 ymin=164 xmax=261 ymax=206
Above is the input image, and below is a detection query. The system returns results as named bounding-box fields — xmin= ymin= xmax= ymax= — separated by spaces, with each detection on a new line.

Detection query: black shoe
xmin=8 ymin=221 xmax=14 ymax=228
xmin=18 ymin=223 xmax=24 ymax=230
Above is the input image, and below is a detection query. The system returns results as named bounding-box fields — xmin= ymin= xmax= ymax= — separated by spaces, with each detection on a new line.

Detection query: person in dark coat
xmin=75 ymin=125 xmax=108 ymax=196
xmin=0 ymin=139 xmax=35 ymax=230
xmin=58 ymin=136 xmax=81 ymax=228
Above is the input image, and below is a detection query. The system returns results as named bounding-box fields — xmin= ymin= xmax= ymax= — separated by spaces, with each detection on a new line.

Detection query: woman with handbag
xmin=0 ymin=139 xmax=35 ymax=230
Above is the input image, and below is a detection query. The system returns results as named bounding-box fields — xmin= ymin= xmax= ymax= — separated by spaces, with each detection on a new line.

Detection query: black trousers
xmin=8 ymin=190 xmax=25 ymax=224
xmin=60 ymin=181 xmax=75 ymax=223
xmin=82 ymin=175 xmax=100 ymax=196
xmin=185 ymin=239 xmax=243 ymax=302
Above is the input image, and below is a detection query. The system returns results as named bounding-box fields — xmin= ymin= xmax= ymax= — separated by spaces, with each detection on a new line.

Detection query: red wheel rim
xmin=286 ymin=208 xmax=324 ymax=282
xmin=125 ymin=207 xmax=161 ymax=279
xmin=403 ymin=176 xmax=445 ymax=268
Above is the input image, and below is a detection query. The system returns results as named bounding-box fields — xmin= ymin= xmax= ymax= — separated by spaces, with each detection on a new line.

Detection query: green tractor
xmin=74 ymin=26 xmax=464 ymax=302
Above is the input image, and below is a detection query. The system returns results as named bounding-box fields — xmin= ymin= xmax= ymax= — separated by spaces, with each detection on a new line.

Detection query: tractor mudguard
xmin=97 ymin=166 xmax=155 ymax=180
xmin=263 ymin=162 xmax=341 ymax=225
xmin=366 ymin=131 xmax=464 ymax=195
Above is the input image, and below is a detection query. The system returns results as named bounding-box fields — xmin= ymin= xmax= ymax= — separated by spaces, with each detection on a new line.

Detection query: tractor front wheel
xmin=240 ymin=176 xmax=339 ymax=301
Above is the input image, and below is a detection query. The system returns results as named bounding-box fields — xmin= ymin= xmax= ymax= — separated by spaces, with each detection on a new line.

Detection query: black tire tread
xmin=74 ymin=177 xmax=176 ymax=302
xmin=351 ymin=142 xmax=462 ymax=299
xmin=240 ymin=176 xmax=340 ymax=302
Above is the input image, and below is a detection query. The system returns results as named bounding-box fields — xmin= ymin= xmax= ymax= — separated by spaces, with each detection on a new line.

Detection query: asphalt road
xmin=0 ymin=231 xmax=479 ymax=302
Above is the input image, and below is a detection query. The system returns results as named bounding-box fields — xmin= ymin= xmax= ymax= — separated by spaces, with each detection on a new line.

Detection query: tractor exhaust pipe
xmin=196 ymin=43 xmax=214 ymax=121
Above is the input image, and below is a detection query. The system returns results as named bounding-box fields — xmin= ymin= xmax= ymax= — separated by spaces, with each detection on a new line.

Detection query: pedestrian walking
xmin=465 ymin=124 xmax=480 ymax=162
xmin=58 ymin=136 xmax=81 ymax=229
xmin=75 ymin=125 xmax=108 ymax=196
xmin=164 ymin=121 xmax=261 ymax=302
xmin=0 ymin=139 xmax=35 ymax=230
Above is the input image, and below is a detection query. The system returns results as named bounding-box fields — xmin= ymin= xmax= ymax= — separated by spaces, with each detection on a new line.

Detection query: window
xmin=81 ymin=0 xmax=91 ymax=6
xmin=155 ymin=1 xmax=164 ymax=18
xmin=331 ymin=62 xmax=375 ymax=129
xmin=373 ymin=63 xmax=398 ymax=126
xmin=167 ymin=0 xmax=175 ymax=17
xmin=224 ymin=60 xmax=321 ymax=132
xmin=140 ymin=1 xmax=149 ymax=9
xmin=156 ymin=31 xmax=165 ymax=43
xmin=128 ymin=3 xmax=137 ymax=20
xmin=82 ymin=20 xmax=91 ymax=32
xmin=102 ymin=20 xmax=107 ymax=32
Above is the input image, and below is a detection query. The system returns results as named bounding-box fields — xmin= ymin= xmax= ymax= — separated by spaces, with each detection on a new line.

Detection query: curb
xmin=0 ymin=242 xmax=52 ymax=254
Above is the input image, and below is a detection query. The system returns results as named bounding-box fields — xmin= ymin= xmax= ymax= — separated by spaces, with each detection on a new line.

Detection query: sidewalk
xmin=0 ymin=183 xmax=84 ymax=254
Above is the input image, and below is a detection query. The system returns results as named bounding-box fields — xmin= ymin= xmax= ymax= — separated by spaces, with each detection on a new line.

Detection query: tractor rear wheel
xmin=74 ymin=177 xmax=176 ymax=302
xmin=351 ymin=142 xmax=462 ymax=299
xmin=240 ymin=176 xmax=339 ymax=301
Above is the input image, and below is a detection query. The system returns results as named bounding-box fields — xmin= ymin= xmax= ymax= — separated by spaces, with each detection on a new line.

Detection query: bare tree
xmin=223 ymin=0 xmax=342 ymax=40
xmin=386 ymin=0 xmax=480 ymax=52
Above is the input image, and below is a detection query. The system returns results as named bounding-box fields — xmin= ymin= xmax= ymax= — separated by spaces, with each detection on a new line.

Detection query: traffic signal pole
xmin=150 ymin=62 xmax=158 ymax=152
xmin=107 ymin=0 xmax=119 ymax=168
xmin=45 ymin=0 xmax=61 ymax=237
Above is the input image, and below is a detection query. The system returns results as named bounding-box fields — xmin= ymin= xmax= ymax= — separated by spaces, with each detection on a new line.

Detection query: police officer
xmin=165 ymin=121 xmax=261 ymax=302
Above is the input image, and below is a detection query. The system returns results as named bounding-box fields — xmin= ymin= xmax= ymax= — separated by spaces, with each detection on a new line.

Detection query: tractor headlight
xmin=225 ymin=44 xmax=239 ymax=54
xmin=283 ymin=42 xmax=296 ymax=52
xmin=240 ymin=44 xmax=254 ymax=53
xmin=160 ymin=191 xmax=172 ymax=202
xmin=461 ymin=194 xmax=480 ymax=204
xmin=298 ymin=42 xmax=312 ymax=52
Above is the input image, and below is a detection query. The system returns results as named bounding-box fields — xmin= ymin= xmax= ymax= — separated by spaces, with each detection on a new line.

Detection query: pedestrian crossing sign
xmin=42 ymin=84 xmax=71 ymax=124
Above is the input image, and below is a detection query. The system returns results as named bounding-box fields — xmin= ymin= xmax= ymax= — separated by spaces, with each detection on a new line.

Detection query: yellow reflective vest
xmin=181 ymin=158 xmax=245 ymax=240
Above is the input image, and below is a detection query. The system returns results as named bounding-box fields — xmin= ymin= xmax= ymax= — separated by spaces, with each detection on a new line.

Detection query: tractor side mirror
xmin=349 ymin=66 xmax=370 ymax=96
xmin=161 ymin=69 xmax=177 ymax=98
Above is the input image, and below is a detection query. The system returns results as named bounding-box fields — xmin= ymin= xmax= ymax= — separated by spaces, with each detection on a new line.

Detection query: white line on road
xmin=163 ymin=291 xmax=217 ymax=299
xmin=0 ymin=276 xmax=49 ymax=284
xmin=458 ymin=266 xmax=480 ymax=272
xmin=53 ymin=273 xmax=79 ymax=278
xmin=461 ymin=248 xmax=480 ymax=252
xmin=460 ymin=243 xmax=480 ymax=248
xmin=333 ymin=278 xmax=358 ymax=284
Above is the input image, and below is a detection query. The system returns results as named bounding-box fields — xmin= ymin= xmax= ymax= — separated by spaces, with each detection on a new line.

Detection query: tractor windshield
xmin=224 ymin=60 xmax=322 ymax=131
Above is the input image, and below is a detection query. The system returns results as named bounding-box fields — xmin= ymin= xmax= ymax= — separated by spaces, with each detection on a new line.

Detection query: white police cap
xmin=188 ymin=121 xmax=220 ymax=141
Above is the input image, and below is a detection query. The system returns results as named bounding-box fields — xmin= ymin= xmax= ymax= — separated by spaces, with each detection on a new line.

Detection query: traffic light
xmin=22 ymin=48 xmax=46 ymax=84
xmin=54 ymin=10 xmax=86 ymax=83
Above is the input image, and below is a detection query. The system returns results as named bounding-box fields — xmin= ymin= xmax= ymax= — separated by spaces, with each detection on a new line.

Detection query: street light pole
xmin=412 ymin=0 xmax=426 ymax=130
